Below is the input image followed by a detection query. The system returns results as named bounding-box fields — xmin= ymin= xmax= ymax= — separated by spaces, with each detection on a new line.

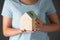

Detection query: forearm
xmin=3 ymin=28 xmax=23 ymax=37
xmin=40 ymin=24 xmax=60 ymax=32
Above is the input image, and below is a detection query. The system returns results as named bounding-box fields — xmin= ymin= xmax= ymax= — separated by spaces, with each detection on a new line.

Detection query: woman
xmin=1 ymin=0 xmax=60 ymax=40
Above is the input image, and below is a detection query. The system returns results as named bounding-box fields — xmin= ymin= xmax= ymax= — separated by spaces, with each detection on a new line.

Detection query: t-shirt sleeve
xmin=46 ymin=0 xmax=56 ymax=15
xmin=1 ymin=0 xmax=13 ymax=18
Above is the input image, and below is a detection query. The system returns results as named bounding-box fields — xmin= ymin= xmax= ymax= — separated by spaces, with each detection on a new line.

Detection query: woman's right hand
xmin=19 ymin=29 xmax=26 ymax=33
xmin=25 ymin=30 xmax=36 ymax=33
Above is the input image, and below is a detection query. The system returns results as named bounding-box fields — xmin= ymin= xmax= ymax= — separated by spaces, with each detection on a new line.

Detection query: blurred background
xmin=0 ymin=0 xmax=60 ymax=40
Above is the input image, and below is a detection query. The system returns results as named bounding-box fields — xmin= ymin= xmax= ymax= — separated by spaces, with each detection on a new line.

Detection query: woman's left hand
xmin=25 ymin=18 xmax=44 ymax=33
xmin=35 ymin=18 xmax=44 ymax=31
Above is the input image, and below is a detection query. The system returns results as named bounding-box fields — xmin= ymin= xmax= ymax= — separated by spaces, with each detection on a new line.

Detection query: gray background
xmin=0 ymin=0 xmax=60 ymax=40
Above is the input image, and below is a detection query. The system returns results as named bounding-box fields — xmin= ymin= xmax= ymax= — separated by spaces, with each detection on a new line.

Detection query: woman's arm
xmin=3 ymin=16 xmax=25 ymax=37
xmin=36 ymin=12 xmax=60 ymax=32
xmin=43 ymin=12 xmax=60 ymax=32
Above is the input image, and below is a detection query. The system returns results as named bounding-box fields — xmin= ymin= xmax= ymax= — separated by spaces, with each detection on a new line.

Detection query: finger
xmin=35 ymin=18 xmax=38 ymax=21
xmin=36 ymin=18 xmax=40 ymax=21
xmin=36 ymin=20 xmax=41 ymax=24
xmin=21 ymin=29 xmax=26 ymax=32
xmin=35 ymin=23 xmax=40 ymax=30
xmin=32 ymin=29 xmax=36 ymax=32
xmin=26 ymin=30 xmax=34 ymax=33
xmin=36 ymin=18 xmax=42 ymax=23
xmin=35 ymin=23 xmax=40 ymax=27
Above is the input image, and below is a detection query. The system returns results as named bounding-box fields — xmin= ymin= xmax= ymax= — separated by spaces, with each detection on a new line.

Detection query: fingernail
xmin=32 ymin=30 xmax=34 ymax=31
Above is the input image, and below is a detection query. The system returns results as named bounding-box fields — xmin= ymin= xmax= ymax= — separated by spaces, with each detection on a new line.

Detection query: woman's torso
xmin=8 ymin=0 xmax=49 ymax=40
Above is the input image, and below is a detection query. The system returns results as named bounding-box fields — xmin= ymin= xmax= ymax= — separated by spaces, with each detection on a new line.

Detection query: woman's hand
xmin=24 ymin=18 xmax=44 ymax=33
xmin=35 ymin=18 xmax=44 ymax=31
xmin=22 ymin=29 xmax=35 ymax=33
xmin=19 ymin=29 xmax=26 ymax=33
